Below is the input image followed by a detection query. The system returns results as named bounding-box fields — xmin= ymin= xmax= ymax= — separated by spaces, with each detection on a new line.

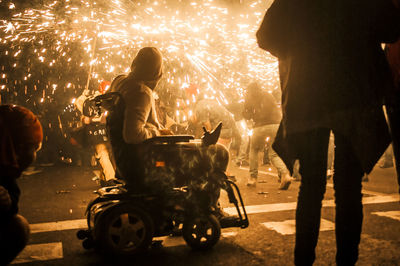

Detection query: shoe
xmin=246 ymin=177 xmax=257 ymax=187
xmin=235 ymin=160 xmax=249 ymax=167
xmin=279 ymin=173 xmax=292 ymax=190
xmin=241 ymin=160 xmax=249 ymax=166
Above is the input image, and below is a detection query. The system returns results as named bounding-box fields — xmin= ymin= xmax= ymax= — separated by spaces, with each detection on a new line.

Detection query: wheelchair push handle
xmin=201 ymin=122 xmax=222 ymax=146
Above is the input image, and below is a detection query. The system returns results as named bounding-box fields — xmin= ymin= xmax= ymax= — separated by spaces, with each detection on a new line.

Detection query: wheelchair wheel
xmin=182 ymin=214 xmax=221 ymax=250
xmin=95 ymin=204 xmax=154 ymax=256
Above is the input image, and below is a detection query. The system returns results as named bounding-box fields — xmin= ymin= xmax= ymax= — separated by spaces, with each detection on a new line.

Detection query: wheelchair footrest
xmin=220 ymin=216 xmax=248 ymax=229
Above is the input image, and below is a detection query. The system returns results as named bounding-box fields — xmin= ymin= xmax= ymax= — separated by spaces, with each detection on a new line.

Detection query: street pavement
xmin=11 ymin=160 xmax=400 ymax=266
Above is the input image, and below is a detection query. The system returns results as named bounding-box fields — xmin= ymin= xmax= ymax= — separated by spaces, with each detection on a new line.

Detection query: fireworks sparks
xmin=0 ymin=0 xmax=278 ymax=112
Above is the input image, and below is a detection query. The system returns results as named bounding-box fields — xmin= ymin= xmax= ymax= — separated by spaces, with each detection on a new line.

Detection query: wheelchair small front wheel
xmin=95 ymin=204 xmax=154 ymax=256
xmin=182 ymin=214 xmax=221 ymax=250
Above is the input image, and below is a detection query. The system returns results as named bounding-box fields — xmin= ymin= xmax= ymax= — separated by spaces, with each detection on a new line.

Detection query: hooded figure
xmin=0 ymin=104 xmax=43 ymax=265
xmin=107 ymin=47 xmax=166 ymax=186
xmin=109 ymin=47 xmax=164 ymax=145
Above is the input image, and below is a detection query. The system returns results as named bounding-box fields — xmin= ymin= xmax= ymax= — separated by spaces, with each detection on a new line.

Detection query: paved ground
xmin=11 ymin=160 xmax=400 ymax=265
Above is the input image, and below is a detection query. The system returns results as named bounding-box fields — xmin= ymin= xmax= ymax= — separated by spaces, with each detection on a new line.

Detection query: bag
xmin=256 ymin=0 xmax=291 ymax=59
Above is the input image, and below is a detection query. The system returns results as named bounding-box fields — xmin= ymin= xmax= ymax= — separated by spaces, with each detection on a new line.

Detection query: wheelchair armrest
xmin=144 ymin=135 xmax=194 ymax=144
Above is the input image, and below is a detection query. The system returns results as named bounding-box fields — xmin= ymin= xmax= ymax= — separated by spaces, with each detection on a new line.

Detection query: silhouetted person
xmin=0 ymin=105 xmax=43 ymax=265
xmin=257 ymin=0 xmax=400 ymax=265
xmin=107 ymin=47 xmax=172 ymax=187
xmin=243 ymin=81 xmax=292 ymax=189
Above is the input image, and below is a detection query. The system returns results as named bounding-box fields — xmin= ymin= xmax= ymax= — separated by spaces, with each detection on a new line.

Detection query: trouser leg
xmin=249 ymin=129 xmax=263 ymax=178
xmin=333 ymin=131 xmax=364 ymax=266
xmin=95 ymin=143 xmax=115 ymax=181
xmin=269 ymin=145 xmax=289 ymax=176
xmin=294 ymin=128 xmax=330 ymax=266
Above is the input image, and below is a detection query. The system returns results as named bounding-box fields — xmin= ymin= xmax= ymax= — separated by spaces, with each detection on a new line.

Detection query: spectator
xmin=226 ymin=99 xmax=250 ymax=167
xmin=0 ymin=104 xmax=43 ymax=265
xmin=256 ymin=0 xmax=400 ymax=265
xmin=243 ymin=81 xmax=291 ymax=189
xmin=75 ymin=82 xmax=117 ymax=187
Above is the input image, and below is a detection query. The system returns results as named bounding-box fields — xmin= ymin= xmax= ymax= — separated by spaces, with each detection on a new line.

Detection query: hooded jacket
xmin=109 ymin=47 xmax=163 ymax=145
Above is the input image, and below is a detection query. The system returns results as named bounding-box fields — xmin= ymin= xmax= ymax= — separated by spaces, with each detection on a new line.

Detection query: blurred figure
xmin=257 ymin=0 xmax=400 ymax=265
xmin=75 ymin=83 xmax=117 ymax=186
xmin=243 ymin=82 xmax=291 ymax=189
xmin=191 ymin=96 xmax=238 ymax=150
xmin=226 ymin=98 xmax=250 ymax=167
xmin=0 ymin=105 xmax=43 ymax=265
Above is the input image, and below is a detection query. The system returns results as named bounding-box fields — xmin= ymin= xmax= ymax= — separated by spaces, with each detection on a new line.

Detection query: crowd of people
xmin=1 ymin=0 xmax=400 ymax=265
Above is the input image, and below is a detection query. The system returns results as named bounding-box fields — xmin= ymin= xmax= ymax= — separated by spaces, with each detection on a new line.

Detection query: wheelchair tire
xmin=182 ymin=214 xmax=221 ymax=250
xmin=95 ymin=204 xmax=154 ymax=256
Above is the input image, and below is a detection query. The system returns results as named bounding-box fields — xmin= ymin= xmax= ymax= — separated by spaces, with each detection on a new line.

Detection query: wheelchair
xmin=76 ymin=94 xmax=249 ymax=257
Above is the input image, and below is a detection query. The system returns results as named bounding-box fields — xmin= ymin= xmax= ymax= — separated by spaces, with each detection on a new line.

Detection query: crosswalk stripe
xmin=223 ymin=194 xmax=399 ymax=216
xmin=12 ymin=242 xmax=63 ymax=264
xmin=30 ymin=219 xmax=87 ymax=234
xmin=26 ymin=195 xmax=398 ymax=235
xmin=261 ymin=218 xmax=335 ymax=235
xmin=372 ymin=211 xmax=400 ymax=221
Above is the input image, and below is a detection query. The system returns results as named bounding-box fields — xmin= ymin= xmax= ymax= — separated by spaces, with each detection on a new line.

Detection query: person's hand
xmin=0 ymin=186 xmax=11 ymax=212
xmin=159 ymin=129 xmax=174 ymax=135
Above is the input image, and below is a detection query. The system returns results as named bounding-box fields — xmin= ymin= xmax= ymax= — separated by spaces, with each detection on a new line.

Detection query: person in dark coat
xmin=0 ymin=105 xmax=43 ymax=265
xmin=257 ymin=0 xmax=400 ymax=265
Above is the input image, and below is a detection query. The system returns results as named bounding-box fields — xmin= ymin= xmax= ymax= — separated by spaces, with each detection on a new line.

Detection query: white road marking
xmin=30 ymin=219 xmax=87 ymax=234
xmin=372 ymin=211 xmax=400 ymax=222
xmin=223 ymin=194 xmax=400 ymax=216
xmin=12 ymin=242 xmax=63 ymax=264
xmin=261 ymin=219 xmax=335 ymax=235
xmin=25 ymin=195 xmax=398 ymax=235
xmin=20 ymin=193 xmax=397 ymax=264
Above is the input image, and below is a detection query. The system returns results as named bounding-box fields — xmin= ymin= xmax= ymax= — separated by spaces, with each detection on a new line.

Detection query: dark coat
xmin=243 ymin=90 xmax=282 ymax=127
xmin=0 ymin=166 xmax=21 ymax=220
xmin=257 ymin=0 xmax=400 ymax=173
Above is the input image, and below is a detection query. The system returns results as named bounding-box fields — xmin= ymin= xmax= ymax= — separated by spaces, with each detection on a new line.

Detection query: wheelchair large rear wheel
xmin=95 ymin=204 xmax=154 ymax=256
xmin=182 ymin=214 xmax=221 ymax=250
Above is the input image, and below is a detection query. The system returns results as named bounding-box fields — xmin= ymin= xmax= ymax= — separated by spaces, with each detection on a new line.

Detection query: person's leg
xmin=95 ymin=143 xmax=116 ymax=182
xmin=0 ymin=214 xmax=30 ymax=265
xmin=236 ymin=120 xmax=249 ymax=165
xmin=332 ymin=131 xmax=364 ymax=266
xmin=294 ymin=128 xmax=330 ymax=266
xmin=327 ymin=132 xmax=335 ymax=179
xmin=264 ymin=124 xmax=292 ymax=189
xmin=248 ymin=126 xmax=265 ymax=185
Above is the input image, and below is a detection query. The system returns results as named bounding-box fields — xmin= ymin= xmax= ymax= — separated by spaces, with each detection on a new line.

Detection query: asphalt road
xmin=11 ymin=160 xmax=400 ymax=266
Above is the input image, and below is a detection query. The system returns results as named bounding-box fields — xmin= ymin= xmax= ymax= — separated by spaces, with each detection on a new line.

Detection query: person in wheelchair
xmin=105 ymin=47 xmax=237 ymax=226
